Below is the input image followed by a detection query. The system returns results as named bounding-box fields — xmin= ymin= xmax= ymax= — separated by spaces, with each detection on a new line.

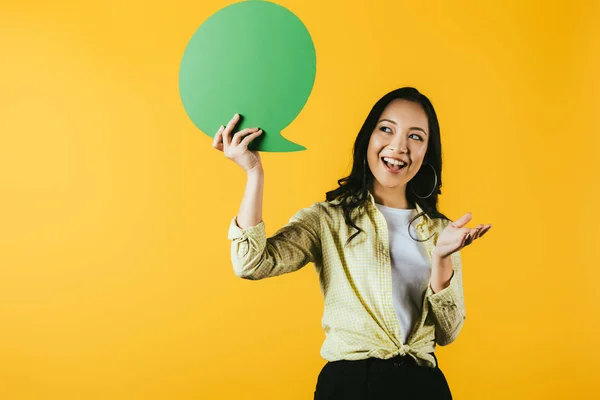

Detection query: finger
xmin=459 ymin=227 xmax=471 ymax=238
xmin=212 ymin=126 xmax=225 ymax=150
xmin=451 ymin=212 xmax=473 ymax=229
xmin=472 ymin=225 xmax=491 ymax=241
xmin=223 ymin=113 xmax=240 ymax=148
xmin=456 ymin=228 xmax=470 ymax=244
xmin=462 ymin=232 xmax=473 ymax=246
xmin=466 ymin=225 xmax=482 ymax=241
xmin=467 ymin=228 xmax=478 ymax=243
xmin=232 ymin=127 xmax=260 ymax=146
xmin=240 ymin=129 xmax=263 ymax=148
xmin=479 ymin=225 xmax=492 ymax=237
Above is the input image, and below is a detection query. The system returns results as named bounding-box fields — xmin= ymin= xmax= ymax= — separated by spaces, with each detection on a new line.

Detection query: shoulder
xmin=311 ymin=199 xmax=349 ymax=219
xmin=289 ymin=200 xmax=334 ymax=227
xmin=293 ymin=200 xmax=350 ymax=229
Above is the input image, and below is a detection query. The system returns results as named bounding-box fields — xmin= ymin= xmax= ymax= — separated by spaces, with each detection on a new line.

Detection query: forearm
xmin=430 ymin=253 xmax=453 ymax=293
xmin=236 ymin=167 xmax=264 ymax=229
xmin=427 ymin=251 xmax=466 ymax=345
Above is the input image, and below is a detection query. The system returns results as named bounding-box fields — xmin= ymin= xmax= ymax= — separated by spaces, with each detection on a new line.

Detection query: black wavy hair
xmin=325 ymin=87 xmax=450 ymax=246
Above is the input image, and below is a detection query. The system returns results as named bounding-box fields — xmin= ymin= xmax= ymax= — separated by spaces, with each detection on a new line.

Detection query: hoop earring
xmin=411 ymin=164 xmax=438 ymax=199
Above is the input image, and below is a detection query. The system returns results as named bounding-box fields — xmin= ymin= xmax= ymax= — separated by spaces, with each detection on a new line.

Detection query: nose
xmin=390 ymin=134 xmax=408 ymax=153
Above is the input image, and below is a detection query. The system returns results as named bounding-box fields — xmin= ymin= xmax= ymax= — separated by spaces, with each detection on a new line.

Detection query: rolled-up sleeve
xmin=426 ymin=250 xmax=466 ymax=346
xmin=227 ymin=202 xmax=322 ymax=280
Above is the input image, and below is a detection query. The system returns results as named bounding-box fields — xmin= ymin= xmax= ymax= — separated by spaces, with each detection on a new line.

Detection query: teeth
xmin=383 ymin=157 xmax=406 ymax=167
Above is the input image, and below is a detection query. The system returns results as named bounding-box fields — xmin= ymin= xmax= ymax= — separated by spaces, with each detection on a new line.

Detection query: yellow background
xmin=1 ymin=0 xmax=599 ymax=399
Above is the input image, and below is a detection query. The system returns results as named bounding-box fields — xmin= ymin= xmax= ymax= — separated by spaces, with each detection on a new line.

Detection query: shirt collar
xmin=366 ymin=189 xmax=433 ymax=238
xmin=366 ymin=189 xmax=426 ymax=216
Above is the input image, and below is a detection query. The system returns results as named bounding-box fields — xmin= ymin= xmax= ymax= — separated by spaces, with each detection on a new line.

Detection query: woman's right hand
xmin=212 ymin=113 xmax=264 ymax=174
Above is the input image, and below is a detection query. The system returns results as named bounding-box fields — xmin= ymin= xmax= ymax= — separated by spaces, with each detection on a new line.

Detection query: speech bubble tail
xmin=248 ymin=131 xmax=306 ymax=152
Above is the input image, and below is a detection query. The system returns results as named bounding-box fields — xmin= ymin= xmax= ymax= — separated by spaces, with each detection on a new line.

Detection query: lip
xmin=381 ymin=157 xmax=406 ymax=174
xmin=381 ymin=155 xmax=409 ymax=164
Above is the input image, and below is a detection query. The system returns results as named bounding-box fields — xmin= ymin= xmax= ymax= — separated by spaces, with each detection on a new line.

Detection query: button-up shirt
xmin=227 ymin=190 xmax=466 ymax=368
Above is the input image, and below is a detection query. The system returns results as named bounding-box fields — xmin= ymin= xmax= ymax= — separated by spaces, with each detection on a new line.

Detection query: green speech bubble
xmin=179 ymin=0 xmax=316 ymax=152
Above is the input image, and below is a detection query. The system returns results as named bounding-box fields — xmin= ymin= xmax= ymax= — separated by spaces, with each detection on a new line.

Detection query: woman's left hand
xmin=433 ymin=212 xmax=492 ymax=259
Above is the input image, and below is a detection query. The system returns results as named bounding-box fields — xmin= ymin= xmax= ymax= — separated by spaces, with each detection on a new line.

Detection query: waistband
xmin=373 ymin=353 xmax=419 ymax=367
xmin=328 ymin=352 xmax=438 ymax=371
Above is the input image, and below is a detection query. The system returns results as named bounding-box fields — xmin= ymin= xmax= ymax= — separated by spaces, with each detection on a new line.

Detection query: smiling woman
xmin=218 ymin=87 xmax=492 ymax=400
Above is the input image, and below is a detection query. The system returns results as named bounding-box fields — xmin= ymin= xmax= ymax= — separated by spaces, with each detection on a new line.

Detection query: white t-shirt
xmin=374 ymin=203 xmax=431 ymax=344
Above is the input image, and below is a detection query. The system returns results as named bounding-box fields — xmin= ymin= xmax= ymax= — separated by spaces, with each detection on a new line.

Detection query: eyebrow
xmin=378 ymin=119 xmax=428 ymax=135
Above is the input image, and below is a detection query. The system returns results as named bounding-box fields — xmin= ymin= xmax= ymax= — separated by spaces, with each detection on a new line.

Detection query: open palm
xmin=434 ymin=212 xmax=492 ymax=259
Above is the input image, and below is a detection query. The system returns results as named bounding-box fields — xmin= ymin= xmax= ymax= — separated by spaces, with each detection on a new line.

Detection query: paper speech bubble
xmin=179 ymin=0 xmax=316 ymax=152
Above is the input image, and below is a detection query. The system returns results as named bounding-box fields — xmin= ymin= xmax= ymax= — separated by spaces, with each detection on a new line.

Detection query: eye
xmin=409 ymin=133 xmax=424 ymax=141
xmin=379 ymin=126 xmax=392 ymax=134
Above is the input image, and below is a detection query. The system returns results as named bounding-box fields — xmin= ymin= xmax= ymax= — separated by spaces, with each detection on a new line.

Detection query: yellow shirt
xmin=227 ymin=190 xmax=466 ymax=368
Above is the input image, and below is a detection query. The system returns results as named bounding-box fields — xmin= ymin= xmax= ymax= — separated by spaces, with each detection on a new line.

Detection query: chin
xmin=376 ymin=177 xmax=408 ymax=188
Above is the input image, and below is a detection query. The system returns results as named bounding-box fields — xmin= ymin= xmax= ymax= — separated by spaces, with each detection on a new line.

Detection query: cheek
xmin=413 ymin=143 xmax=428 ymax=159
xmin=367 ymin=140 xmax=380 ymax=158
xmin=369 ymin=135 xmax=387 ymax=152
xmin=367 ymin=135 xmax=379 ymax=147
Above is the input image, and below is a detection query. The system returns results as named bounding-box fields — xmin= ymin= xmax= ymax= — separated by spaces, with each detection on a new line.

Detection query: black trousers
xmin=314 ymin=353 xmax=452 ymax=400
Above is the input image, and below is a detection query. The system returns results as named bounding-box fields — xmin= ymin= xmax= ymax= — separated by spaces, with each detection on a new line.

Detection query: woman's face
xmin=367 ymin=99 xmax=430 ymax=190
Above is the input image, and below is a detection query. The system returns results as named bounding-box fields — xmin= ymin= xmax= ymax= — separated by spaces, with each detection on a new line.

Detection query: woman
xmin=213 ymin=87 xmax=492 ymax=399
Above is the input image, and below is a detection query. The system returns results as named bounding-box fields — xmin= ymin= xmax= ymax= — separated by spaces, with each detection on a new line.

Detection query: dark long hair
xmin=325 ymin=87 xmax=450 ymax=246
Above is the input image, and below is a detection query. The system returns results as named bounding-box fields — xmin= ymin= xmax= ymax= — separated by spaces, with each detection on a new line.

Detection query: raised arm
xmin=212 ymin=113 xmax=321 ymax=280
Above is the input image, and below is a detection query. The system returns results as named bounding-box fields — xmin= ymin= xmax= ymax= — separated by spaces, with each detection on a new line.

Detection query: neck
xmin=370 ymin=182 xmax=414 ymax=209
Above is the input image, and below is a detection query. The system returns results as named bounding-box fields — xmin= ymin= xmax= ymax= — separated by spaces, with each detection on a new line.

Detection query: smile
xmin=381 ymin=157 xmax=407 ymax=174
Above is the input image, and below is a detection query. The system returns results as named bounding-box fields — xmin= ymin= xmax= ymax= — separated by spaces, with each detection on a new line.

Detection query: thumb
xmin=451 ymin=212 xmax=472 ymax=228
